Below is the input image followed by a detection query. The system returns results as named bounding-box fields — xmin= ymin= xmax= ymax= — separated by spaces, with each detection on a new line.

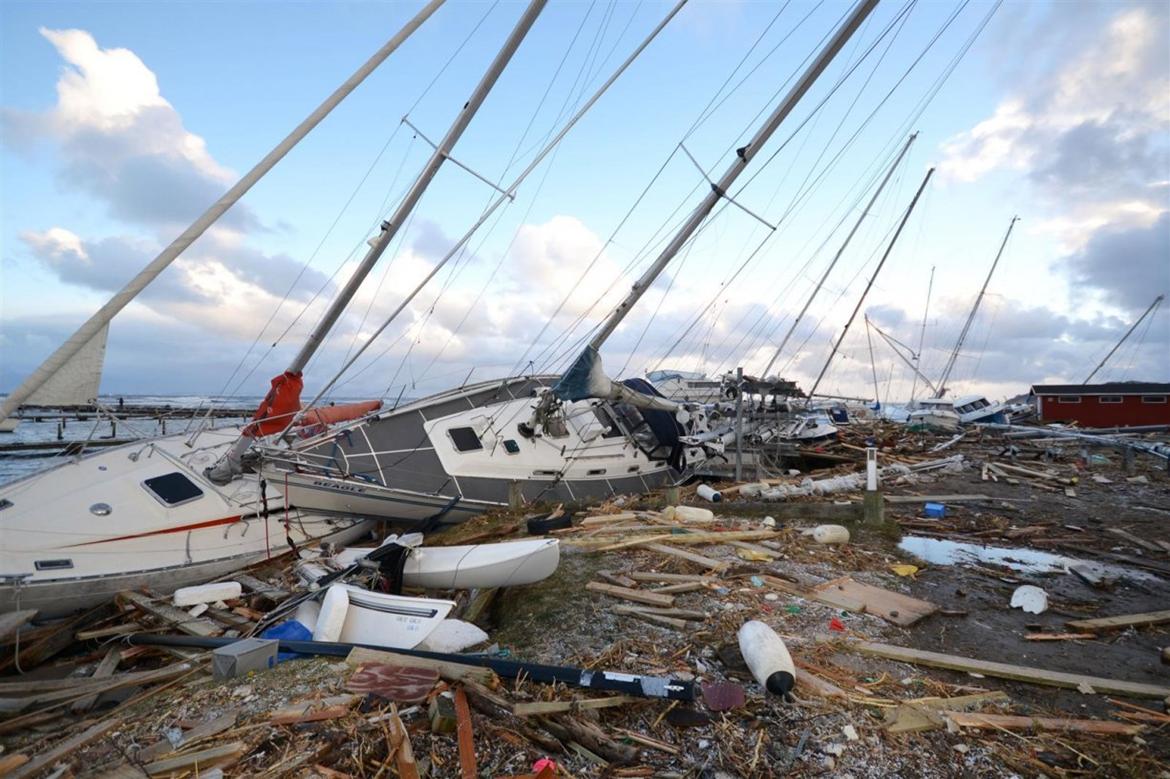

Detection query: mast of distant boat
xmin=760 ymin=132 xmax=916 ymax=380
xmin=207 ymin=0 xmax=548 ymax=483
xmin=0 ymin=0 xmax=446 ymax=427
xmin=805 ymin=166 xmax=935 ymax=401
xmin=868 ymin=315 xmax=939 ymax=395
xmin=1083 ymin=294 xmax=1164 ymax=384
xmin=552 ymin=0 xmax=881 ymax=408
xmin=908 ymin=264 xmax=934 ymax=401
xmin=933 ymin=215 xmax=1017 ymax=398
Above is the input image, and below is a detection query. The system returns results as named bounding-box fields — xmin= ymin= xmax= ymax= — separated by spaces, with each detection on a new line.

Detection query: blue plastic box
xmin=923 ymin=502 xmax=946 ymax=518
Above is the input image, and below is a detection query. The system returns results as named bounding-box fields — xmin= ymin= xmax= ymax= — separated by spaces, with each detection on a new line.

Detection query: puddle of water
xmin=898 ymin=536 xmax=1158 ymax=582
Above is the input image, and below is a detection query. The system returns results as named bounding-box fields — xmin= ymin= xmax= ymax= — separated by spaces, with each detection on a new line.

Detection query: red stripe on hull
xmin=67 ymin=515 xmax=244 ymax=547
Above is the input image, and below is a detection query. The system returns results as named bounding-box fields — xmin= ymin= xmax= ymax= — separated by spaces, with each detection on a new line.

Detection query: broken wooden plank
xmin=454 ymin=687 xmax=476 ymax=779
xmin=9 ymin=717 xmax=123 ymax=779
xmin=137 ymin=708 xmax=239 ymax=763
xmin=611 ymin=608 xmax=687 ymax=630
xmin=71 ymin=647 xmax=122 ymax=714
xmin=760 ymin=575 xmax=865 ymax=613
xmin=390 ymin=703 xmax=420 ymax=779
xmin=581 ymin=512 xmax=637 ymax=527
xmin=142 ymin=741 xmax=247 ymax=776
xmin=512 ymin=696 xmax=633 ymax=717
xmin=0 ymin=610 xmax=38 ymax=644
xmin=853 ymin=641 xmax=1170 ymax=699
xmin=270 ymin=695 xmax=359 ymax=725
xmin=611 ymin=606 xmax=706 ymax=621
xmin=1024 ymin=633 xmax=1096 ymax=642
xmin=943 ymin=711 xmax=1143 ymax=736
xmin=641 ymin=544 xmax=730 ymax=572
xmin=648 ymin=582 xmax=707 ymax=595
xmin=591 ymin=529 xmax=779 ymax=553
xmin=345 ymin=647 xmax=495 ymax=685
xmin=1104 ymin=527 xmax=1164 ymax=553
xmin=75 ymin=623 xmax=143 ymax=641
xmin=585 ymin=582 xmax=675 ymax=608
xmin=596 ymin=570 xmax=638 ymax=588
xmin=884 ymin=494 xmax=992 ymax=504
xmin=626 ymin=572 xmax=716 ymax=585
xmin=813 ymin=577 xmax=938 ymax=626
xmin=0 ymin=663 xmax=193 ymax=714
xmin=117 ymin=591 xmax=222 ymax=637
xmin=1066 ymin=609 xmax=1170 ymax=633
xmin=884 ymin=691 xmax=1010 ymax=734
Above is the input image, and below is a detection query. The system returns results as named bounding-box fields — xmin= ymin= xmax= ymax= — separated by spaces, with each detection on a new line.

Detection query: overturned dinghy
xmin=314 ymin=583 xmax=454 ymax=649
xmin=336 ymin=536 xmax=560 ymax=590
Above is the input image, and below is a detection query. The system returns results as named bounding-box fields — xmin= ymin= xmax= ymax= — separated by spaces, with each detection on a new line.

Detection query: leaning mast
xmin=1083 ymin=294 xmax=1165 ymax=384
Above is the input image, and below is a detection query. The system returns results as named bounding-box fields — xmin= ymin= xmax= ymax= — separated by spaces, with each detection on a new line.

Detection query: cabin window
xmin=448 ymin=426 xmax=483 ymax=452
xmin=0 ymin=499 xmax=11 ymax=512
xmin=142 ymin=472 xmax=204 ymax=507
xmin=35 ymin=559 xmax=74 ymax=571
xmin=1057 ymin=396 xmax=1081 ymax=404
xmin=1142 ymin=395 xmax=1167 ymax=404
xmin=1098 ymin=396 xmax=1123 ymax=404
xmin=503 ymin=439 xmax=520 ymax=454
xmin=592 ymin=406 xmax=627 ymax=438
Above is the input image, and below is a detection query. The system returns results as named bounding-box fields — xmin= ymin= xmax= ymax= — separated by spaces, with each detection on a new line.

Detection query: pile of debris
xmin=2 ymin=423 xmax=1168 ymax=777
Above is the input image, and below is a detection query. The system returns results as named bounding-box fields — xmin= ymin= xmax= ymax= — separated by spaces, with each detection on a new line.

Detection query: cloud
xmin=939 ymin=2 xmax=1169 ymax=312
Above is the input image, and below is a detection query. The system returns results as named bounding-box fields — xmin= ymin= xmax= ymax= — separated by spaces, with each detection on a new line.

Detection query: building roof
xmin=1030 ymin=382 xmax=1170 ymax=396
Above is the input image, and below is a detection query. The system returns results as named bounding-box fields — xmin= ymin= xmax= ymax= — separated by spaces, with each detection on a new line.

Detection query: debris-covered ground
xmin=2 ymin=423 xmax=1168 ymax=777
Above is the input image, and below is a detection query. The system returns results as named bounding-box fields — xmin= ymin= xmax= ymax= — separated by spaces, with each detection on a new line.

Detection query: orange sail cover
xmin=299 ymin=400 xmax=383 ymax=427
xmin=245 ymin=370 xmax=304 ymax=437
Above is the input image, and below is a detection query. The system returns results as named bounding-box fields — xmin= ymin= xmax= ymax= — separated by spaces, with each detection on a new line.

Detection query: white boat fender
xmin=808 ymin=524 xmax=850 ymax=544
xmin=696 ymin=484 xmax=722 ymax=503
xmin=313 ymin=584 xmax=350 ymax=642
xmin=664 ymin=505 xmax=715 ymax=523
xmin=737 ymin=620 xmax=795 ymax=700
xmin=173 ymin=581 xmax=242 ymax=607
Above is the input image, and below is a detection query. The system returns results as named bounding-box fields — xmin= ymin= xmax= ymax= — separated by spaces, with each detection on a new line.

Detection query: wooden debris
xmin=943 ymin=711 xmax=1144 ymax=736
xmin=812 ymin=577 xmax=939 ymax=626
xmin=1024 ymin=632 xmax=1096 ymax=641
xmin=71 ymin=647 xmax=121 ymax=714
xmin=597 ymin=570 xmax=638 ymax=588
xmin=626 ymin=572 xmax=716 ymax=585
xmin=641 ymin=543 xmax=729 ymax=572
xmin=118 ymin=590 xmax=222 ymax=637
xmin=854 ymin=641 xmax=1170 ymax=699
xmin=884 ymin=494 xmax=993 ymax=504
xmin=513 ymin=695 xmax=633 ymax=717
xmin=1066 ymin=609 xmax=1170 ymax=632
xmin=884 ymin=691 xmax=1009 ymax=733
xmin=137 ymin=709 xmax=239 ymax=763
xmin=586 ymin=581 xmax=675 ymax=607
xmin=615 ymin=728 xmax=679 ymax=755
xmin=761 ymin=575 xmax=865 ymax=613
xmin=581 ymin=512 xmax=637 ymax=526
xmin=611 ymin=607 xmax=687 ymax=630
xmin=9 ymin=717 xmax=122 ymax=779
xmin=454 ymin=686 xmax=477 ymax=779
xmin=269 ymin=694 xmax=360 ymax=725
xmin=390 ymin=703 xmax=420 ymax=779
xmin=0 ymin=609 xmax=38 ymax=643
xmin=346 ymin=646 xmax=495 ymax=684
xmin=649 ymin=582 xmax=707 ymax=595
xmin=590 ymin=529 xmax=779 ymax=552
xmin=75 ymin=622 xmax=143 ymax=641
xmin=142 ymin=741 xmax=247 ymax=776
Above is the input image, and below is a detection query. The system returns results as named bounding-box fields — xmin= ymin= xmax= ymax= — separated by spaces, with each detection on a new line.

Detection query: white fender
xmin=737 ymin=620 xmax=795 ymax=698
xmin=313 ymin=584 xmax=350 ymax=642
xmin=696 ymin=484 xmax=722 ymax=503
xmin=811 ymin=524 xmax=850 ymax=544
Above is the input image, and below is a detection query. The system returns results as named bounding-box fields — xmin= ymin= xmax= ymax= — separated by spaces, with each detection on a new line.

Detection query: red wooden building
xmin=1030 ymin=382 xmax=1170 ymax=427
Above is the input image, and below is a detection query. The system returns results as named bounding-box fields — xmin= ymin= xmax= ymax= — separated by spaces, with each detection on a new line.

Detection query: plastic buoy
xmin=811 ymin=524 xmax=850 ymax=544
xmin=313 ymin=584 xmax=350 ymax=642
xmin=665 ymin=505 xmax=715 ymax=523
xmin=696 ymin=484 xmax=722 ymax=503
xmin=737 ymin=620 xmax=796 ymax=700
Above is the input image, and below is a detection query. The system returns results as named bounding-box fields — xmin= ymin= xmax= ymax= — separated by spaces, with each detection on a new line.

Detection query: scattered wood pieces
xmin=142 ymin=741 xmax=247 ymax=776
xmin=118 ymin=591 xmax=222 ymax=637
xmin=137 ymin=709 xmax=239 ymax=763
xmin=642 ymin=543 xmax=730 ymax=572
xmin=513 ymin=695 xmax=633 ymax=717
xmin=71 ymin=647 xmax=121 ymax=714
xmin=1066 ymin=609 xmax=1170 ymax=632
xmin=812 ymin=577 xmax=938 ymax=626
xmin=454 ymin=686 xmax=477 ymax=779
xmin=0 ymin=610 xmax=38 ymax=643
xmin=1024 ymin=632 xmax=1096 ymax=641
xmin=346 ymin=646 xmax=495 ymax=684
xmin=943 ymin=711 xmax=1144 ymax=736
xmin=626 ymin=572 xmax=716 ymax=585
xmin=9 ymin=717 xmax=123 ymax=779
xmin=854 ymin=641 xmax=1170 ymax=699
xmin=586 ymin=581 xmax=675 ymax=608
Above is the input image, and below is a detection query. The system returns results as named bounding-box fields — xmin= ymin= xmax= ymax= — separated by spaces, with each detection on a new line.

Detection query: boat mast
xmin=805 ymin=166 xmax=935 ymax=400
xmin=1083 ymin=294 xmax=1164 ymax=384
xmin=865 ymin=315 xmax=880 ymax=403
xmin=286 ymin=0 xmax=546 ymax=375
xmin=584 ymin=0 xmax=880 ymax=355
xmin=908 ymin=264 xmax=933 ymax=401
xmin=869 ymin=315 xmax=939 ymax=395
xmin=934 ymin=215 xmax=1017 ymax=398
xmin=0 ymin=0 xmax=445 ymax=425
xmin=760 ymin=132 xmax=916 ymax=379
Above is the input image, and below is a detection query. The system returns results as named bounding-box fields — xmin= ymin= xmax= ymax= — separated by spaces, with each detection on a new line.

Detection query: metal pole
xmin=1084 ymin=294 xmax=1164 ymax=384
xmin=909 ymin=265 xmax=934 ymax=401
xmin=734 ymin=366 xmax=744 ymax=481
xmin=807 ymin=166 xmax=935 ymax=400
xmin=0 ymin=0 xmax=445 ymax=424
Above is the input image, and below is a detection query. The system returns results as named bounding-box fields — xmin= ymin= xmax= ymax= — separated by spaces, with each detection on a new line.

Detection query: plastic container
xmin=923 ymin=502 xmax=946 ymax=518
xmin=811 ymin=524 xmax=850 ymax=544
xmin=173 ymin=581 xmax=242 ymax=607
xmin=665 ymin=505 xmax=715 ymax=523
xmin=696 ymin=484 xmax=722 ymax=503
xmin=737 ymin=620 xmax=795 ymax=698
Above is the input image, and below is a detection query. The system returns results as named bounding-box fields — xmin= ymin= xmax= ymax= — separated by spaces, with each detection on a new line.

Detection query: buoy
xmin=665 ymin=505 xmax=715 ymax=523
xmin=811 ymin=524 xmax=850 ymax=544
xmin=737 ymin=620 xmax=796 ymax=699
xmin=313 ymin=584 xmax=350 ymax=642
xmin=696 ymin=484 xmax=722 ymax=503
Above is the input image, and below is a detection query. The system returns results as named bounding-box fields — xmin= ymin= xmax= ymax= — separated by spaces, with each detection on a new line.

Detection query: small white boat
xmin=952 ymin=394 xmax=1008 ymax=425
xmin=335 ymin=537 xmax=560 ymax=590
xmin=314 ymin=583 xmax=453 ymax=648
xmin=907 ymin=398 xmax=961 ymax=432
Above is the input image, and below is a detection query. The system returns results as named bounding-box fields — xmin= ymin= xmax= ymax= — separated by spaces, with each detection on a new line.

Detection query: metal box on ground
xmin=212 ymin=638 xmax=278 ymax=679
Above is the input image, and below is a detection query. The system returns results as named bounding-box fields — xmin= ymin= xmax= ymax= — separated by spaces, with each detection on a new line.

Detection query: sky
xmin=1 ymin=0 xmax=1167 ymax=406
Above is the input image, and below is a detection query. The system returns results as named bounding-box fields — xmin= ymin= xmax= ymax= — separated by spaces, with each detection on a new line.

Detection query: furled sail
xmin=25 ymin=324 xmax=108 ymax=407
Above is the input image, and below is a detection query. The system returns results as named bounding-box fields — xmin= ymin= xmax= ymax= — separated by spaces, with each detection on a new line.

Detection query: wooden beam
xmin=611 ymin=608 xmax=687 ymax=630
xmin=585 ymin=582 xmax=675 ymax=608
xmin=0 ymin=610 xmax=38 ymax=644
xmin=853 ymin=641 xmax=1170 ymax=699
xmin=71 ymin=647 xmax=121 ymax=714
xmin=454 ymin=687 xmax=477 ymax=779
xmin=10 ymin=717 xmax=123 ymax=779
xmin=512 ymin=695 xmax=633 ymax=717
xmin=142 ymin=741 xmax=246 ymax=775
xmin=390 ymin=704 xmax=420 ymax=779
xmin=641 ymin=544 xmax=729 ymax=572
xmin=943 ymin=711 xmax=1143 ymax=736
xmin=117 ymin=591 xmax=222 ymax=637
xmin=884 ymin=494 xmax=993 ymax=504
xmin=627 ymin=572 xmax=717 ymax=585
xmin=1066 ymin=610 xmax=1170 ymax=632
